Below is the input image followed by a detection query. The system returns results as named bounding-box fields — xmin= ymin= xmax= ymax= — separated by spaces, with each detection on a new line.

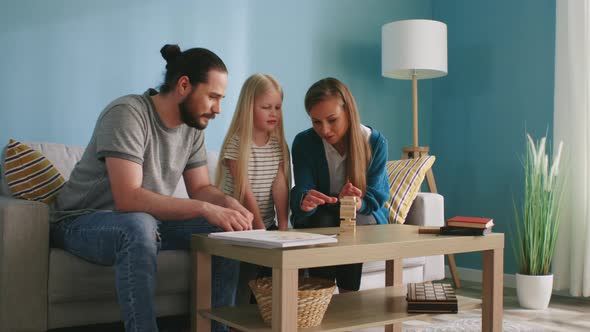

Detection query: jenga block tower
xmin=340 ymin=196 xmax=357 ymax=233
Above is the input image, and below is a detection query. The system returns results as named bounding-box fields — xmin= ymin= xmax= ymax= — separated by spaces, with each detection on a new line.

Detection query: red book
xmin=446 ymin=216 xmax=494 ymax=229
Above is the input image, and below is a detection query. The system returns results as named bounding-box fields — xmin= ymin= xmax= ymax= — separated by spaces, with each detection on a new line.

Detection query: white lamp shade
xmin=382 ymin=19 xmax=448 ymax=80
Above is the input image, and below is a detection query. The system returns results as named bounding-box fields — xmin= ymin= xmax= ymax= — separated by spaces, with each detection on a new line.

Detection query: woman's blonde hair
xmin=304 ymin=77 xmax=371 ymax=194
xmin=215 ymin=73 xmax=291 ymax=203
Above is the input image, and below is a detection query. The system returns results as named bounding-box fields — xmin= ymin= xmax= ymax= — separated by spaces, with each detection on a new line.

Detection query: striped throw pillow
xmin=384 ymin=156 xmax=435 ymax=224
xmin=3 ymin=139 xmax=65 ymax=204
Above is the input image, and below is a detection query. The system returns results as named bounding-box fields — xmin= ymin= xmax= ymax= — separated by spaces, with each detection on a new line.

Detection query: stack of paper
xmin=208 ymin=229 xmax=338 ymax=249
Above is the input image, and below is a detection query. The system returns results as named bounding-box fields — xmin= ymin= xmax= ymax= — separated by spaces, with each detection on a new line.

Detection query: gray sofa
xmin=0 ymin=142 xmax=444 ymax=331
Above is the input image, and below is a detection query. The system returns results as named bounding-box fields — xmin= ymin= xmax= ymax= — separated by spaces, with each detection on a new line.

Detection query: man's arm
xmin=106 ymin=157 xmax=252 ymax=231
xmin=183 ymin=164 xmax=254 ymax=227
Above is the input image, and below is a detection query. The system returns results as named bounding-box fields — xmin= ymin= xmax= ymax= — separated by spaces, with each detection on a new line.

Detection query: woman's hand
xmin=300 ymin=190 xmax=338 ymax=212
xmin=339 ymin=182 xmax=363 ymax=211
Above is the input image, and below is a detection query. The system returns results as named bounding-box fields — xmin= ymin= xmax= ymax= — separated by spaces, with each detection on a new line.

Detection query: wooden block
xmin=340 ymin=196 xmax=357 ymax=220
xmin=339 ymin=218 xmax=356 ymax=234
xmin=340 ymin=196 xmax=357 ymax=234
xmin=419 ymin=227 xmax=441 ymax=234
xmin=340 ymin=218 xmax=356 ymax=227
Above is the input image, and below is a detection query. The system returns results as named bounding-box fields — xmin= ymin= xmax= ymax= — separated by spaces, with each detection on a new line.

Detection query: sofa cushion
xmin=0 ymin=142 xmax=221 ymax=200
xmin=23 ymin=142 xmax=85 ymax=180
xmin=362 ymin=257 xmax=426 ymax=274
xmin=2 ymin=140 xmax=66 ymax=204
xmin=384 ymin=156 xmax=435 ymax=224
xmin=360 ymin=265 xmax=426 ymax=290
xmin=48 ymin=249 xmax=190 ymax=304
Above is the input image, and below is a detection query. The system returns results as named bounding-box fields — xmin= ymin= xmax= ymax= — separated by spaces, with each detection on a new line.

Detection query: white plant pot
xmin=515 ymin=273 xmax=553 ymax=309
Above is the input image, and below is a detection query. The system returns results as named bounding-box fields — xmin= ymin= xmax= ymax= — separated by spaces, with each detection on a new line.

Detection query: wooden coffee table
xmin=191 ymin=224 xmax=504 ymax=332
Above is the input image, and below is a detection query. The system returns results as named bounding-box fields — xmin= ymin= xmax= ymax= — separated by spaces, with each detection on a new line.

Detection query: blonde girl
xmin=216 ymin=73 xmax=290 ymax=304
xmin=216 ymin=73 xmax=291 ymax=231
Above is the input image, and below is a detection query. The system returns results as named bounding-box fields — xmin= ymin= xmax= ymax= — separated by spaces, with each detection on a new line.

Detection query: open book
xmin=208 ymin=229 xmax=338 ymax=249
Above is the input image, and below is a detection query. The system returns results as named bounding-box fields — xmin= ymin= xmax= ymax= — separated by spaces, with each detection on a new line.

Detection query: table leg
xmin=385 ymin=259 xmax=403 ymax=332
xmin=272 ymin=268 xmax=298 ymax=332
xmin=192 ymin=251 xmax=211 ymax=332
xmin=482 ymin=248 xmax=503 ymax=332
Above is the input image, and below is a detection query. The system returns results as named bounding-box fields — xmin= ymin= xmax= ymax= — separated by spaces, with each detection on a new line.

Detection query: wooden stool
xmin=402 ymin=146 xmax=461 ymax=289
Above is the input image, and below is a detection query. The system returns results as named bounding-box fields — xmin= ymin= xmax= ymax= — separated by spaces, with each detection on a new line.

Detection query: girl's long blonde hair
xmin=215 ymin=73 xmax=291 ymax=203
xmin=304 ymin=77 xmax=371 ymax=194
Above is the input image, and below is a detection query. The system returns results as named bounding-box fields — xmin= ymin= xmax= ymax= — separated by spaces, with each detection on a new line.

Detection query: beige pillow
xmin=3 ymin=139 xmax=65 ymax=204
xmin=384 ymin=156 xmax=435 ymax=224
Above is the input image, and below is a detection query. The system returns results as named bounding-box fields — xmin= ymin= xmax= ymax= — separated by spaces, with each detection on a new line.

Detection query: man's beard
xmin=179 ymin=100 xmax=208 ymax=130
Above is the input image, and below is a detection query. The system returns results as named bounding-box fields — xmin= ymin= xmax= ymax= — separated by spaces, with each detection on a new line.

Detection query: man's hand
xmin=203 ymin=202 xmax=253 ymax=231
xmin=300 ymin=190 xmax=338 ymax=212
xmin=339 ymin=182 xmax=363 ymax=211
xmin=224 ymin=195 xmax=254 ymax=223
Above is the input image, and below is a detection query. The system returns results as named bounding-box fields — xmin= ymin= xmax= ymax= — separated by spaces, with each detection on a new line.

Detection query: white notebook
xmin=208 ymin=229 xmax=338 ymax=249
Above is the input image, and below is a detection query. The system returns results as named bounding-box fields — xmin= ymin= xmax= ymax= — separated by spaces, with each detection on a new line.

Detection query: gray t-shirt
xmin=51 ymin=89 xmax=208 ymax=223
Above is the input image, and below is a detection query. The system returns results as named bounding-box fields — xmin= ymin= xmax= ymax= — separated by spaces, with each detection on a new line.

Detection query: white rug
xmin=402 ymin=317 xmax=541 ymax=332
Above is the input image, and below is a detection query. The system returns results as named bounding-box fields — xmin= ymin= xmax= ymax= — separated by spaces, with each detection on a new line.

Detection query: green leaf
xmin=511 ymin=133 xmax=566 ymax=276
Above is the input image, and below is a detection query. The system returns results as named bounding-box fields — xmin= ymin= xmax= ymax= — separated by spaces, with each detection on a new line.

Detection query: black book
xmin=439 ymin=226 xmax=492 ymax=236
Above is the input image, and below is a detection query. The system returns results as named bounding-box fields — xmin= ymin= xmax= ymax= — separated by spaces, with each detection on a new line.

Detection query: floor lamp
xmin=382 ymin=19 xmax=461 ymax=288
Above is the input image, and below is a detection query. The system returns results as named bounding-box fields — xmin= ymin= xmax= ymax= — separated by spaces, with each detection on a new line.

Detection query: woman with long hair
xmin=290 ymin=77 xmax=389 ymax=292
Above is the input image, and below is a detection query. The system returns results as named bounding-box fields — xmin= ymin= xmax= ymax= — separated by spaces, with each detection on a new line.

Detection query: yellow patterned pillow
xmin=384 ymin=156 xmax=435 ymax=224
xmin=3 ymin=139 xmax=65 ymax=204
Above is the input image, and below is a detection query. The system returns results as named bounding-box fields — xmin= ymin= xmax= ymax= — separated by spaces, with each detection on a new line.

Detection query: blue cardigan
xmin=290 ymin=127 xmax=390 ymax=225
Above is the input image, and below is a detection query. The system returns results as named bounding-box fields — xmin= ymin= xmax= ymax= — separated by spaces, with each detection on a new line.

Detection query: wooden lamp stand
xmin=402 ymin=74 xmax=461 ymax=288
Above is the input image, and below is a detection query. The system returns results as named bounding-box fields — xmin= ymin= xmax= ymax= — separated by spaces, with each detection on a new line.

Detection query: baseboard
xmin=444 ymin=266 xmax=581 ymax=298
xmin=445 ymin=265 xmax=516 ymax=288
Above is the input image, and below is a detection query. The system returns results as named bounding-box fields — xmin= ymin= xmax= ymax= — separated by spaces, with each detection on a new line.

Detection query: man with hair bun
xmin=50 ymin=44 xmax=251 ymax=332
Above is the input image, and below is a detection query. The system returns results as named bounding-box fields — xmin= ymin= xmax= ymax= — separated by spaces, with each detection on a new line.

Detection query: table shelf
xmin=199 ymin=286 xmax=481 ymax=332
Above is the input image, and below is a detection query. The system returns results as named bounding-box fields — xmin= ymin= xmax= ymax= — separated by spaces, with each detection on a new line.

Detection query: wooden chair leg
xmin=401 ymin=147 xmax=460 ymax=289
xmin=447 ymin=254 xmax=461 ymax=288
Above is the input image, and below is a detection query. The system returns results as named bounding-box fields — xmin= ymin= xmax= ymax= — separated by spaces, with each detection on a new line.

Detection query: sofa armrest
xmin=0 ymin=196 xmax=49 ymax=331
xmin=404 ymin=192 xmax=444 ymax=227
xmin=405 ymin=193 xmax=446 ymax=282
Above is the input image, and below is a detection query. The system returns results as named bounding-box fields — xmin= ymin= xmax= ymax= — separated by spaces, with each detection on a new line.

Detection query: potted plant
xmin=512 ymin=133 xmax=565 ymax=309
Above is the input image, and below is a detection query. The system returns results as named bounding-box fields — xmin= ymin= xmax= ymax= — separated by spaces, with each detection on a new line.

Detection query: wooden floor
xmin=453 ymin=279 xmax=590 ymax=331
xmin=358 ymin=278 xmax=590 ymax=332
xmin=50 ymin=278 xmax=590 ymax=332
xmin=48 ymin=315 xmax=186 ymax=332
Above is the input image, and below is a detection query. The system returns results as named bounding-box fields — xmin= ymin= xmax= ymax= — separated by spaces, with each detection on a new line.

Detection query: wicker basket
xmin=249 ymin=277 xmax=336 ymax=328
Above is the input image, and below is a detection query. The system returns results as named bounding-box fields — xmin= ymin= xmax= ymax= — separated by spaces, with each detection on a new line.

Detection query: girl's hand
xmin=339 ymin=182 xmax=363 ymax=211
xmin=300 ymin=190 xmax=338 ymax=212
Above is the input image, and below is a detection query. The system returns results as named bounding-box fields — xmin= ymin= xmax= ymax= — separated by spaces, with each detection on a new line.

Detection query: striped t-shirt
xmin=220 ymin=135 xmax=283 ymax=228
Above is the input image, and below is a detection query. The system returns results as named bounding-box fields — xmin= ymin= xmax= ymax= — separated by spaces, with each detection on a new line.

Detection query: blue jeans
xmin=50 ymin=211 xmax=238 ymax=332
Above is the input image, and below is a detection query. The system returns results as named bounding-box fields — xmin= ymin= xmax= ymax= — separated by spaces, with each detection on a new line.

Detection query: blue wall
xmin=245 ymin=0 xmax=433 ymax=152
xmin=0 ymin=0 xmax=432 ymax=158
xmin=0 ymin=0 xmax=250 ymax=150
xmin=432 ymin=0 xmax=556 ymax=274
